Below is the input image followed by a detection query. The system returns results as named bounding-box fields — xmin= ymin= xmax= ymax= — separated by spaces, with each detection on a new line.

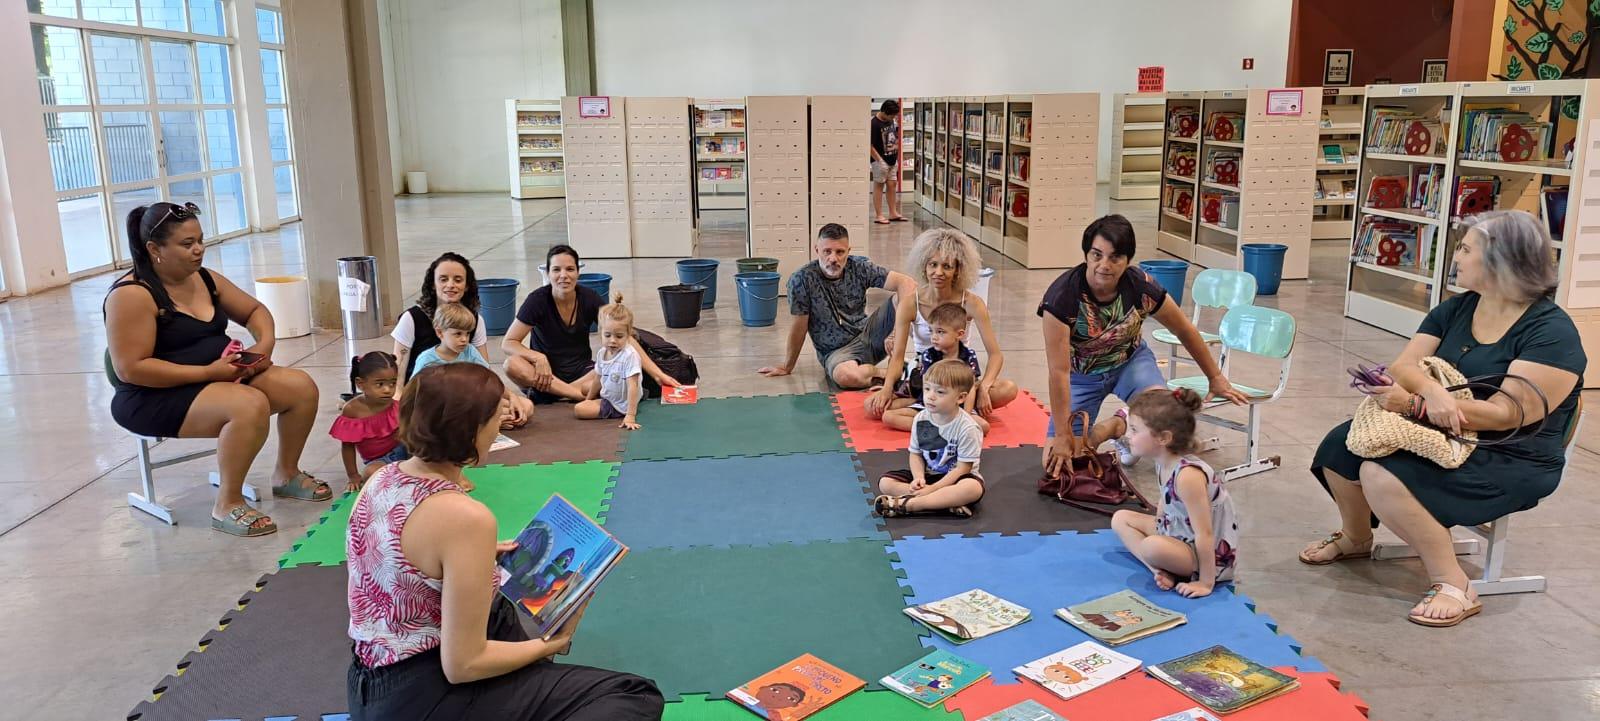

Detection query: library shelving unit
xmin=693 ymin=98 xmax=746 ymax=211
xmin=626 ymin=97 xmax=697 ymax=257
xmin=1109 ymin=92 xmax=1166 ymax=200
xmin=746 ymin=95 xmax=811 ymax=287
xmin=940 ymin=97 xmax=966 ymax=227
xmin=978 ymin=95 xmax=1008 ymax=251
xmin=1156 ymin=88 xmax=1321 ymax=278
xmin=1314 ymin=87 xmax=1364 ymax=239
xmin=810 ymin=95 xmax=872 ymax=246
xmin=914 ymin=98 xmax=936 ymax=213
xmin=505 ymin=99 xmax=565 ymax=199
xmin=959 ymin=96 xmax=985 ymax=238
xmin=561 ymin=96 xmax=631 ymax=257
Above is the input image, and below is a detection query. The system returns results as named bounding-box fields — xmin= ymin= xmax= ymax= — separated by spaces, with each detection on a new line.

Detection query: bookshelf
xmin=940 ymin=97 xmax=966 ymax=226
xmin=899 ymin=98 xmax=916 ymax=191
xmin=978 ymin=95 xmax=1007 ymax=250
xmin=915 ymin=98 xmax=936 ymax=213
xmin=694 ymin=99 xmax=746 ymax=211
xmin=961 ymin=96 xmax=985 ymax=238
xmin=506 ymin=99 xmax=565 ymax=199
xmin=1156 ymin=88 xmax=1321 ymax=278
xmin=1110 ymin=92 xmax=1166 ymax=200
xmin=746 ymin=95 xmax=811 ymax=288
xmin=1314 ymin=88 xmax=1364 ymax=240
xmin=626 ymin=97 xmax=697 ymax=257
xmin=810 ymin=95 xmax=872 ymax=246
xmin=561 ymin=96 xmax=630 ymax=257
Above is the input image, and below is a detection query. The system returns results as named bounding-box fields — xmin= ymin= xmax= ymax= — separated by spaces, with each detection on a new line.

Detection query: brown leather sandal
xmin=1298 ymin=531 xmax=1373 ymax=566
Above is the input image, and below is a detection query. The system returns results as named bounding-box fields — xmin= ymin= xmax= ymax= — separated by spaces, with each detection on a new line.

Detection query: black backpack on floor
xmin=635 ymin=328 xmax=698 ymax=399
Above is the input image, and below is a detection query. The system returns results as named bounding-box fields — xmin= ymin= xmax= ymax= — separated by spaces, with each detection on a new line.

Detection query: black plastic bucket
xmin=658 ymin=284 xmax=706 ymax=329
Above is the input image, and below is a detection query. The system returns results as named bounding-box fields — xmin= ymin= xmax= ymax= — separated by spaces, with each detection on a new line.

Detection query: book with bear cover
xmin=881 ymin=648 xmax=989 ymax=707
xmin=1147 ymin=645 xmax=1299 ymax=714
xmin=904 ymin=589 xmax=1031 ymax=643
xmin=727 ymin=653 xmax=864 ymax=721
xmin=1056 ymin=589 xmax=1187 ymax=645
xmin=1013 ymin=641 xmax=1141 ymax=701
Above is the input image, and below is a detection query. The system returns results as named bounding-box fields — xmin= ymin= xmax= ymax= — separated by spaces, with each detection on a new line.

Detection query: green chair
xmin=1152 ymin=269 xmax=1257 ymax=381
xmin=1166 ymin=305 xmax=1294 ymax=482
xmin=103 ymin=349 xmax=258 ymax=525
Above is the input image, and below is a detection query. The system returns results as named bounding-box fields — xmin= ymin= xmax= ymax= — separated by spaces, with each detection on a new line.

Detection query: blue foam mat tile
xmin=889 ymin=529 xmax=1326 ymax=680
xmin=602 ymin=452 xmax=889 ymax=550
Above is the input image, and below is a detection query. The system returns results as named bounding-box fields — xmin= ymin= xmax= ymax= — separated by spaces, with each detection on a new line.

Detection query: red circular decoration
xmin=1176 ymin=192 xmax=1193 ymax=216
xmin=1402 ymin=121 xmax=1433 ymax=155
xmin=1377 ymin=238 xmax=1405 ymax=266
xmin=1202 ymin=197 xmax=1221 ymax=223
xmin=1176 ymin=116 xmax=1198 ymax=137
xmin=1370 ymin=183 xmax=1405 ymax=208
xmin=1214 ymin=160 xmax=1239 ymax=186
xmin=1498 ymin=124 xmax=1536 ymax=162
xmin=1173 ymin=156 xmax=1196 ymax=176
xmin=1212 ymin=117 xmax=1235 ymax=142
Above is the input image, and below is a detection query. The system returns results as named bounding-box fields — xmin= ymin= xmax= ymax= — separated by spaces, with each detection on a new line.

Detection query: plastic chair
xmin=1152 ymin=269 xmax=1257 ymax=381
xmin=1372 ymin=396 xmax=1583 ymax=595
xmin=103 ymin=350 xmax=257 ymax=525
xmin=1165 ymin=305 xmax=1295 ymax=481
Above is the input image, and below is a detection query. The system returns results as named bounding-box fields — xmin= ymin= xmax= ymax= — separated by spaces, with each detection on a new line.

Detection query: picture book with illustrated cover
xmin=1151 ymin=708 xmax=1222 ymax=721
xmin=661 ymin=385 xmax=699 ymax=405
xmin=727 ymin=653 xmax=864 ymax=721
xmin=1056 ymin=589 xmax=1187 ymax=645
xmin=881 ymin=649 xmax=990 ymax=707
xmin=1146 ymin=645 xmax=1299 ymax=714
xmin=1321 ymin=144 xmax=1345 ymax=164
xmin=1541 ymin=186 xmax=1569 ymax=239
xmin=904 ymin=589 xmax=1031 ymax=643
xmin=490 ymin=434 xmax=521 ymax=452
xmin=1013 ymin=641 xmax=1141 ymax=701
xmin=498 ymin=494 xmax=627 ymax=639
xmin=978 ymin=699 xmax=1069 ymax=721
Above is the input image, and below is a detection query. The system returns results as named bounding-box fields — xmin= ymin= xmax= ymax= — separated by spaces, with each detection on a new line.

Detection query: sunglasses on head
xmin=148 ymin=202 xmax=203 ymax=229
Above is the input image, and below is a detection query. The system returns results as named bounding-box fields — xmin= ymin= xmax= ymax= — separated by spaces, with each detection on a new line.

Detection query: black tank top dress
xmin=107 ymin=270 xmax=234 ymax=438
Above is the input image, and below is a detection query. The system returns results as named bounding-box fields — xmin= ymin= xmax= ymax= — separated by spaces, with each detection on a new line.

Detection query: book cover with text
xmin=1056 ymin=589 xmax=1186 ymax=645
xmin=727 ymin=653 xmax=864 ymax=721
xmin=904 ymin=589 xmax=1031 ymax=643
xmin=498 ymin=494 xmax=626 ymax=639
xmin=1147 ymin=645 xmax=1299 ymax=714
xmin=1013 ymin=641 xmax=1141 ymax=701
xmin=880 ymin=648 xmax=989 ymax=707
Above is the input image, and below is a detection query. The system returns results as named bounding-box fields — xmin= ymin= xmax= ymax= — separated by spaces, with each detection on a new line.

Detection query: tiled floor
xmin=1 ymin=190 xmax=1597 ymax=720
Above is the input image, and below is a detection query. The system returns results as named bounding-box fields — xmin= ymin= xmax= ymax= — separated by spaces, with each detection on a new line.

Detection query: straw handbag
xmin=1347 ymin=356 xmax=1546 ymax=469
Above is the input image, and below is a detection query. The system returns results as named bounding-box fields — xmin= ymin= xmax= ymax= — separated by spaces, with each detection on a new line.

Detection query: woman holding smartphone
xmin=104 ymin=203 xmax=328 ymax=538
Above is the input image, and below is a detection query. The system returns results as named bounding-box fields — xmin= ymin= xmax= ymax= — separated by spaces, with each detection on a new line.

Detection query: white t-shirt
xmin=390 ymin=310 xmax=488 ymax=349
xmin=595 ymin=343 xmax=642 ymax=413
xmin=909 ymin=409 xmax=983 ymax=475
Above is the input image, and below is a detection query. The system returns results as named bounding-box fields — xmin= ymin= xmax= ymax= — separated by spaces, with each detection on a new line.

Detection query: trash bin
xmin=478 ymin=278 xmax=519 ymax=336
xmin=658 ymin=284 xmax=706 ymax=328
xmin=336 ymin=256 xmax=381 ymax=340
xmin=735 ymin=271 xmax=782 ymax=327
xmin=537 ymin=261 xmax=586 ymax=287
xmin=676 ymin=259 xmax=720 ymax=309
xmin=406 ymin=171 xmax=429 ymax=195
xmin=1138 ymin=259 xmax=1191 ymax=307
xmin=973 ymin=267 xmax=996 ymax=304
xmin=577 ymin=272 xmax=612 ymax=332
xmin=736 ymin=257 xmax=780 ymax=273
xmin=1241 ymin=243 xmax=1289 ymax=296
xmin=254 ymin=275 xmax=312 ymax=339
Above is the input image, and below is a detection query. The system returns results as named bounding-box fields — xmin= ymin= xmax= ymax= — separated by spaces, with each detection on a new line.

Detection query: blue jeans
xmin=1047 ymin=343 xmax=1168 ymax=437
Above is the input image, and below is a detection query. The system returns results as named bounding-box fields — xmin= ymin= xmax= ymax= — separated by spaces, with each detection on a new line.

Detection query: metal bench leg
xmin=1472 ymin=518 xmax=1546 ymax=595
xmin=128 ymin=438 xmax=176 ymax=525
xmin=209 ymin=472 xmax=260 ymax=502
xmin=1220 ymin=405 xmax=1279 ymax=480
xmin=1371 ymin=538 xmax=1481 ymax=560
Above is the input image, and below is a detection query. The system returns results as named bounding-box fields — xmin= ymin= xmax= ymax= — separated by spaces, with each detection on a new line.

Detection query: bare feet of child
xmin=1154 ymin=569 xmax=1178 ymax=591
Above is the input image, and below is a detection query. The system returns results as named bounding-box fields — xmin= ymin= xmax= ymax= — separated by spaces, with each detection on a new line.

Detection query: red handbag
xmin=1038 ymin=412 xmax=1153 ymax=515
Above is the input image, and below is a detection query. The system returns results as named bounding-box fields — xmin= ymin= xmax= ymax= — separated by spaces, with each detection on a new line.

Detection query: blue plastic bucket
xmin=734 ymin=271 xmax=782 ymax=327
xmin=577 ymin=272 xmax=612 ymax=332
xmin=1138 ymin=259 xmax=1190 ymax=307
xmin=478 ymin=278 xmax=519 ymax=336
xmin=676 ymin=259 xmax=720 ymax=308
xmin=1240 ymin=243 xmax=1289 ymax=296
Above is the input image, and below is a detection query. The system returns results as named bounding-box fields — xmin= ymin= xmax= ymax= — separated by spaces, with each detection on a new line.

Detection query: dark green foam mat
xmin=278 ymin=461 xmax=618 ymax=568
xmin=562 ymin=539 xmax=928 ymax=701
xmin=663 ymin=690 xmax=965 ymax=720
xmin=621 ymin=393 xmax=848 ymax=460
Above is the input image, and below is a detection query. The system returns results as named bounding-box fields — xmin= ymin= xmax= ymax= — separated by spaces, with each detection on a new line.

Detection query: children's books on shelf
xmin=1011 ymin=113 xmax=1033 ymax=142
xmin=1056 ymin=590 xmax=1187 ymax=646
xmin=1458 ymin=107 xmax=1553 ymax=163
xmin=1353 ymin=217 xmax=1433 ymax=269
xmin=1146 ymin=645 xmax=1299 ymax=715
xmin=1203 ymin=111 xmax=1244 ymax=142
xmin=727 ymin=653 xmax=864 ymax=721
xmin=1451 ymin=175 xmax=1500 ymax=218
xmin=1165 ymin=147 xmax=1197 ymax=179
xmin=1013 ymin=641 xmax=1141 ymax=702
xmin=1542 ymin=186 xmax=1570 ymax=238
xmin=904 ymin=589 xmax=1031 ymax=643
xmin=1364 ymin=175 xmax=1409 ymax=210
xmin=978 ymin=700 xmax=1068 ymax=721
xmin=1162 ymin=183 xmax=1194 ymax=218
xmin=1368 ymin=106 xmax=1446 ymax=156
xmin=498 ymin=494 xmax=626 ymax=639
xmin=881 ymin=649 xmax=990 ymax=708
xmin=1167 ymin=107 xmax=1199 ymax=138
xmin=1203 ymin=150 xmax=1241 ymax=186
xmin=985 ymin=110 xmax=1005 ymax=137
xmin=1321 ymin=143 xmax=1345 ymax=164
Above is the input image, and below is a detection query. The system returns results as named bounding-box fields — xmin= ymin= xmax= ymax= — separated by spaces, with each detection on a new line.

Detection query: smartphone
xmin=231 ymin=351 xmax=267 ymax=368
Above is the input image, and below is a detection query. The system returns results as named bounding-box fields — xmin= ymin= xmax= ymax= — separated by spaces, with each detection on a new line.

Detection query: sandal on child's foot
xmin=873 ymin=494 xmax=914 ymax=518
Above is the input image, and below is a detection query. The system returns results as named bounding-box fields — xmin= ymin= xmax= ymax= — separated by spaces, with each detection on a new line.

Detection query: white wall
xmin=384 ymin=0 xmax=565 ymax=192
xmin=592 ymin=0 xmax=1294 ymax=181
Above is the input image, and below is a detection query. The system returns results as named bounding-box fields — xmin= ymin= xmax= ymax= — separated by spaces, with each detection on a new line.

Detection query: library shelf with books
xmin=1110 ymin=92 xmax=1166 ymax=200
xmin=979 ymin=95 xmax=1008 ymax=249
xmin=1156 ymin=91 xmax=1203 ymax=261
xmin=961 ymin=96 xmax=986 ymax=238
xmin=1314 ymin=88 xmax=1364 ymax=240
xmin=745 ymin=95 xmax=811 ymax=288
xmin=901 ymin=98 xmax=917 ymax=191
xmin=916 ymin=98 xmax=937 ymax=214
xmin=505 ymin=99 xmax=566 ymax=199
xmin=693 ymin=99 xmax=747 ymax=212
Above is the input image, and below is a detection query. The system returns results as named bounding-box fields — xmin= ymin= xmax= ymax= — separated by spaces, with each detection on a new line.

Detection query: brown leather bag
xmin=1038 ymin=411 xmax=1153 ymax=516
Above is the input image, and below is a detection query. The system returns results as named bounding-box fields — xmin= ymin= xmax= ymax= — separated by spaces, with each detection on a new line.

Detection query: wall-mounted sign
xmin=1266 ymin=89 xmax=1304 ymax=116
xmin=1324 ymin=49 xmax=1353 ymax=86
xmin=579 ymin=96 xmax=611 ymax=118
xmin=1422 ymin=59 xmax=1448 ymax=83
xmin=1138 ymin=66 xmax=1165 ymax=93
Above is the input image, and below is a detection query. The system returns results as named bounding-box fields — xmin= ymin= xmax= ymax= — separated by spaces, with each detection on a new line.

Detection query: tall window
xmin=256 ymin=4 xmax=295 ymax=221
xmin=29 ymin=0 xmax=246 ymax=276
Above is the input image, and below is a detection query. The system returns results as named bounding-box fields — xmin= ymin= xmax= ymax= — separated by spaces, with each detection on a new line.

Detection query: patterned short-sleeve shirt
xmin=788 ymin=256 xmax=890 ymax=355
xmin=1037 ymin=264 xmax=1168 ymax=375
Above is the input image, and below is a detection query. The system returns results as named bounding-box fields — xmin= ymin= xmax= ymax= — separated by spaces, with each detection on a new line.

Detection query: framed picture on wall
xmin=1423 ymin=59 xmax=1448 ymax=83
xmin=1324 ymin=49 xmax=1353 ymax=86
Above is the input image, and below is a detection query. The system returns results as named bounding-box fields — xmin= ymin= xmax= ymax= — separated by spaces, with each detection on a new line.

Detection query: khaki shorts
xmin=870 ymin=159 xmax=895 ymax=184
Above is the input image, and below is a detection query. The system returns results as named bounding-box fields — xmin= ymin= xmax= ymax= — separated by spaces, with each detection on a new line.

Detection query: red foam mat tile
xmin=943 ymin=668 xmax=1370 ymax=720
xmin=833 ymin=389 xmax=1052 ymax=453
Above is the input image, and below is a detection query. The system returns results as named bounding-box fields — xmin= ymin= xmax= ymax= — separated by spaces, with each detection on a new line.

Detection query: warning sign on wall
xmin=1137 ymin=66 xmax=1165 ymax=93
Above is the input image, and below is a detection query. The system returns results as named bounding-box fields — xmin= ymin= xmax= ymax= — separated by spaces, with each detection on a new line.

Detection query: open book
xmin=497 ymin=493 xmax=627 ymax=639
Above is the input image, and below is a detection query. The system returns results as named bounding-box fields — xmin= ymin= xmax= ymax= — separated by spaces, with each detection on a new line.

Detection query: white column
xmin=232 ymin=0 xmax=280 ymax=232
xmin=0 ymin=2 xmax=70 ymax=295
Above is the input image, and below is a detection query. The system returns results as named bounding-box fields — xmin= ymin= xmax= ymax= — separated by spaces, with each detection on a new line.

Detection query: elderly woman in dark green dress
xmin=1300 ymin=210 xmax=1585 ymax=628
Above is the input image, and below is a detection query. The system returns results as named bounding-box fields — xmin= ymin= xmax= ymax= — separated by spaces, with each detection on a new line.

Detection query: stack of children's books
xmin=1352 ymin=217 xmax=1433 ymax=270
xmin=1161 ymin=183 xmax=1194 ymax=219
xmin=1202 ymin=111 xmax=1245 ymax=142
xmin=903 ymin=589 xmax=1031 ymax=642
xmin=1452 ymin=175 xmax=1501 ymax=218
xmin=1367 ymin=106 xmax=1446 ymax=156
xmin=1202 ymin=150 xmax=1241 ymax=186
xmin=1165 ymin=147 xmax=1197 ymax=179
xmin=1167 ymin=107 xmax=1199 ymax=138
xmin=1457 ymin=107 xmax=1553 ymax=163
xmin=1056 ymin=590 xmax=1187 ymax=646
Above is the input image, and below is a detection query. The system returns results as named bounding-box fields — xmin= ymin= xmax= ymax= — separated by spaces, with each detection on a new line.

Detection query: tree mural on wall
xmin=1497 ymin=0 xmax=1592 ymax=82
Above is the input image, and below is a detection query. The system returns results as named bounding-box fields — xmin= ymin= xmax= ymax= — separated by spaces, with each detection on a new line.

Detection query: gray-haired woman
xmin=1301 ymin=210 xmax=1585 ymax=628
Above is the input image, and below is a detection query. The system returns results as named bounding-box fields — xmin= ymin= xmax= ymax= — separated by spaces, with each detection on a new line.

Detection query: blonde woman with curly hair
xmin=880 ymin=228 xmax=1018 ymax=423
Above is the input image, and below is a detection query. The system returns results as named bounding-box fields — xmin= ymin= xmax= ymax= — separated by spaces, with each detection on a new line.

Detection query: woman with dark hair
xmin=393 ymin=252 xmax=489 ymax=383
xmin=346 ymin=363 xmax=664 ymax=720
xmin=1038 ymin=214 xmax=1247 ymax=475
xmin=502 ymin=245 xmax=676 ymax=403
xmin=103 ymin=203 xmax=327 ymax=537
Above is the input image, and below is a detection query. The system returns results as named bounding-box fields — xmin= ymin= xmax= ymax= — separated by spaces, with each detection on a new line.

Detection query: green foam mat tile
xmin=278 ymin=461 xmax=618 ymax=567
xmin=664 ymin=690 xmax=965 ymax=720
xmin=562 ymin=539 xmax=928 ymax=701
xmin=622 ymin=393 xmax=848 ymax=460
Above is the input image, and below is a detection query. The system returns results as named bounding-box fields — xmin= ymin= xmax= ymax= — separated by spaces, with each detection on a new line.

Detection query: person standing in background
xmin=871 ymin=99 xmax=907 ymax=225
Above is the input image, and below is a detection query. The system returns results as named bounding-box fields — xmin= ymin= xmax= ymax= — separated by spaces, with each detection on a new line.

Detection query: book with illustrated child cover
xmin=727 ymin=653 xmax=864 ymax=721
xmin=1146 ymin=645 xmax=1299 ymax=714
xmin=1013 ymin=641 xmax=1141 ymax=701
xmin=903 ymin=589 xmax=1031 ymax=643
xmin=1056 ymin=589 xmax=1187 ymax=646
xmin=497 ymin=494 xmax=627 ymax=640
xmin=661 ymin=385 xmax=699 ymax=405
xmin=1151 ymin=708 xmax=1222 ymax=721
xmin=978 ymin=699 xmax=1069 ymax=721
xmin=880 ymin=649 xmax=989 ymax=707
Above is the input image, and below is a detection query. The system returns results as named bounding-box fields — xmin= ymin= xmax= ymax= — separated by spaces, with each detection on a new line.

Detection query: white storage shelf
xmin=694 ymin=100 xmax=748 ymax=212
xmin=506 ymin=99 xmax=566 ymax=199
